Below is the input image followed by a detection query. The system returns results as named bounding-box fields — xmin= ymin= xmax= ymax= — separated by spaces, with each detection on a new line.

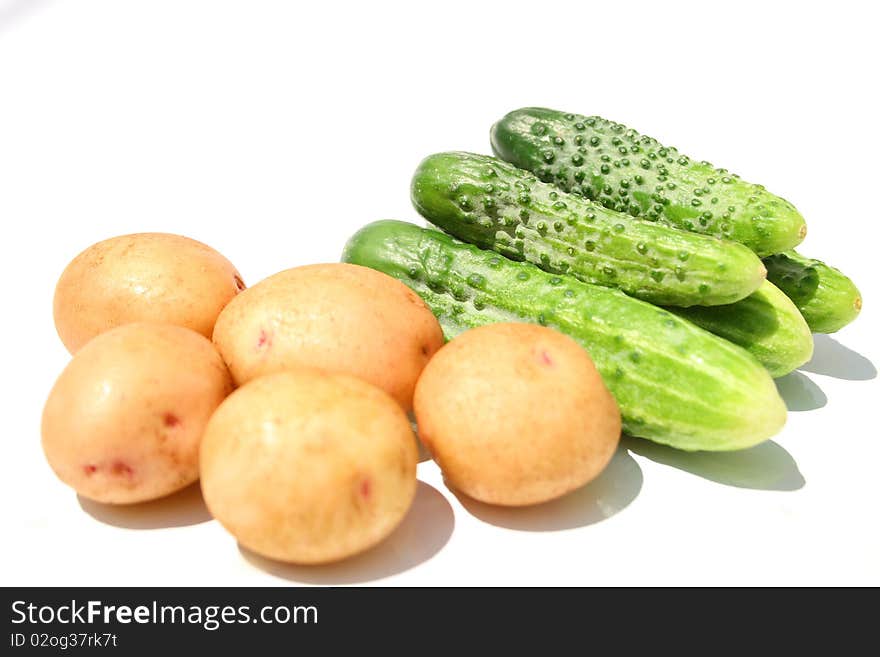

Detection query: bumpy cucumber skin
xmin=490 ymin=108 xmax=807 ymax=257
xmin=411 ymin=152 xmax=766 ymax=308
xmin=764 ymin=251 xmax=862 ymax=333
xmin=669 ymin=281 xmax=813 ymax=378
xmin=342 ymin=220 xmax=786 ymax=452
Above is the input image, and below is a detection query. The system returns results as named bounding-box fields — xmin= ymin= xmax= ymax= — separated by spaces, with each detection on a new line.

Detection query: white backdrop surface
xmin=1 ymin=0 xmax=877 ymax=586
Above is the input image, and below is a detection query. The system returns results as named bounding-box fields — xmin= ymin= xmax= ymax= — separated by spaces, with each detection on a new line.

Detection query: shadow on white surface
xmin=625 ymin=437 xmax=804 ymax=491
xmin=800 ymin=335 xmax=876 ymax=381
xmin=775 ymin=371 xmax=827 ymax=411
xmin=77 ymin=482 xmax=212 ymax=529
xmin=0 ymin=0 xmax=54 ymax=35
xmin=453 ymin=444 xmax=642 ymax=532
xmin=239 ymin=480 xmax=453 ymax=584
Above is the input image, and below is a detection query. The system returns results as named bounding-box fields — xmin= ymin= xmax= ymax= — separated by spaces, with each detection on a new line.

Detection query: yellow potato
xmin=54 ymin=232 xmax=245 ymax=353
xmin=200 ymin=370 xmax=418 ymax=564
xmin=42 ymin=323 xmax=233 ymax=504
xmin=414 ymin=323 xmax=621 ymax=506
xmin=212 ymin=263 xmax=443 ymax=411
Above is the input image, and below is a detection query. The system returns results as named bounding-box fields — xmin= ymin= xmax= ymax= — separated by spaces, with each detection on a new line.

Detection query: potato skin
xmin=414 ymin=323 xmax=621 ymax=506
xmin=211 ymin=263 xmax=443 ymax=410
xmin=53 ymin=232 xmax=244 ymax=353
xmin=41 ymin=323 xmax=233 ymax=504
xmin=200 ymin=370 xmax=418 ymax=564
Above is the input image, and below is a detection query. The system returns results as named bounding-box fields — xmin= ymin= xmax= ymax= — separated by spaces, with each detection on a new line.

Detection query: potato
xmin=414 ymin=323 xmax=621 ymax=506
xmin=41 ymin=323 xmax=233 ymax=504
xmin=200 ymin=370 xmax=418 ymax=564
xmin=54 ymin=232 xmax=244 ymax=353
xmin=211 ymin=263 xmax=443 ymax=410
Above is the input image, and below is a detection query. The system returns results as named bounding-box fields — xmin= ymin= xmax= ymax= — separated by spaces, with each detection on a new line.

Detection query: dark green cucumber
xmin=342 ymin=220 xmax=787 ymax=452
xmin=412 ymin=152 xmax=766 ymax=307
xmin=491 ymin=108 xmax=807 ymax=256
xmin=668 ymin=281 xmax=813 ymax=378
xmin=764 ymin=251 xmax=862 ymax=333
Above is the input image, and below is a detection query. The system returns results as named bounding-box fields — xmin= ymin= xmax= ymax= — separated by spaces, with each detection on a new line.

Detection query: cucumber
xmin=763 ymin=251 xmax=862 ymax=333
xmin=668 ymin=281 xmax=813 ymax=378
xmin=342 ymin=220 xmax=787 ymax=451
xmin=490 ymin=108 xmax=807 ymax=256
xmin=412 ymin=152 xmax=766 ymax=308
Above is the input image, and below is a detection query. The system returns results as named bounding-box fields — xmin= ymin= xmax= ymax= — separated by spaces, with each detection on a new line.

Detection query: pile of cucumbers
xmin=343 ymin=107 xmax=862 ymax=452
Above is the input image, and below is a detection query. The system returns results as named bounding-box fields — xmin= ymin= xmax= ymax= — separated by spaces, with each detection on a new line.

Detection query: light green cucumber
xmin=490 ymin=107 xmax=807 ymax=256
xmin=669 ymin=281 xmax=813 ymax=378
xmin=342 ymin=220 xmax=787 ymax=452
xmin=411 ymin=152 xmax=766 ymax=308
xmin=763 ymin=250 xmax=862 ymax=333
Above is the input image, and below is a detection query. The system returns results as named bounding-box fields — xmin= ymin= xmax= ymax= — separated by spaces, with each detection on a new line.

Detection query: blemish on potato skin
xmin=83 ymin=464 xmax=97 ymax=476
xmin=233 ymin=274 xmax=246 ymax=291
xmin=540 ymin=349 xmax=554 ymax=366
xmin=405 ymin=289 xmax=426 ymax=308
xmin=256 ymin=329 xmax=272 ymax=350
xmin=359 ymin=477 xmax=372 ymax=500
xmin=110 ymin=460 xmax=134 ymax=477
xmin=163 ymin=412 xmax=181 ymax=428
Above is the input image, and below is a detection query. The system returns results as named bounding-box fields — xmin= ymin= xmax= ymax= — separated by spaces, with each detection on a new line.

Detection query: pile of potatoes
xmin=43 ymin=232 xmax=622 ymax=564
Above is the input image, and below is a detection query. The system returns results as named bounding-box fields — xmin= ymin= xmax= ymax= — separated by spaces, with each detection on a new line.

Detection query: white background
xmin=2 ymin=0 xmax=877 ymax=586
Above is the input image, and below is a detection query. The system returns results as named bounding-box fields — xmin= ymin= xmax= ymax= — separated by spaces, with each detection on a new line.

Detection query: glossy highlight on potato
xmin=53 ymin=232 xmax=244 ymax=353
xmin=41 ymin=323 xmax=233 ymax=504
xmin=200 ymin=370 xmax=418 ymax=564
xmin=212 ymin=263 xmax=444 ymax=410
xmin=415 ymin=323 xmax=622 ymax=506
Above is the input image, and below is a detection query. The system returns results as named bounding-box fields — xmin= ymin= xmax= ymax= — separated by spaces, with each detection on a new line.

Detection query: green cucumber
xmin=763 ymin=251 xmax=862 ymax=333
xmin=412 ymin=152 xmax=766 ymax=308
xmin=342 ymin=220 xmax=787 ymax=452
xmin=490 ymin=108 xmax=807 ymax=256
xmin=427 ymin=214 xmax=811 ymax=376
xmin=668 ymin=281 xmax=813 ymax=378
